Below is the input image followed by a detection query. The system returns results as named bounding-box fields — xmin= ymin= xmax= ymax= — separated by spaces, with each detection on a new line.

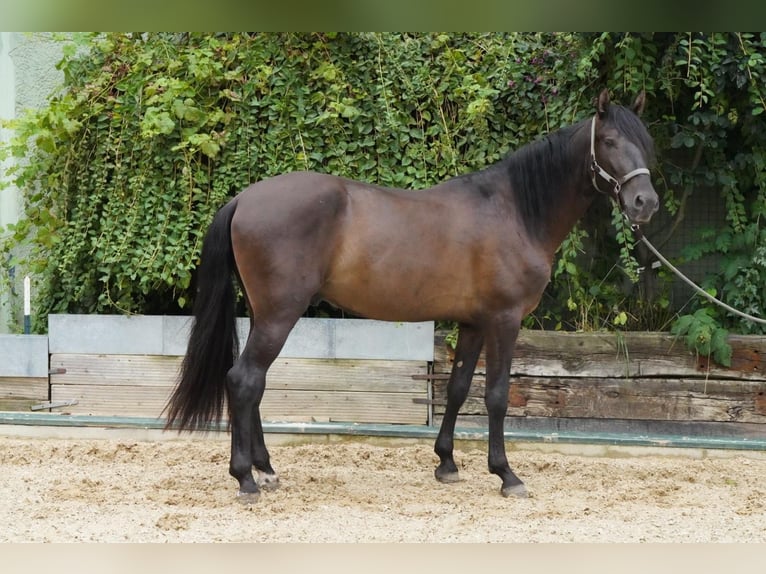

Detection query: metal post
xmin=23 ymin=275 xmax=30 ymax=334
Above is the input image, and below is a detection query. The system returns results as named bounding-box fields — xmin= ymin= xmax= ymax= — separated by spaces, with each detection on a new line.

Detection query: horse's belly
xmin=321 ymin=271 xmax=472 ymax=323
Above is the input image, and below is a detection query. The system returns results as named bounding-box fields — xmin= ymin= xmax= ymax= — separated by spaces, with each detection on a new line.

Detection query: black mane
xmin=501 ymin=121 xmax=584 ymax=238
xmin=474 ymin=104 xmax=654 ymax=240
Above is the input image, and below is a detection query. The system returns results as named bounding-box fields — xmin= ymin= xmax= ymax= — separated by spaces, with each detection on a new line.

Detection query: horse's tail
xmin=164 ymin=198 xmax=240 ymax=431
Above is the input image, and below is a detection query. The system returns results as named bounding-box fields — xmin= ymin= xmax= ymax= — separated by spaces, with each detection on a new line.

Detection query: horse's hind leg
xmin=484 ymin=314 xmax=527 ymax=498
xmin=227 ymin=319 xmax=295 ymax=503
xmin=434 ymin=324 xmax=484 ymax=484
xmin=242 ymin=312 xmax=280 ymax=492
xmin=252 ymin=413 xmax=279 ymax=490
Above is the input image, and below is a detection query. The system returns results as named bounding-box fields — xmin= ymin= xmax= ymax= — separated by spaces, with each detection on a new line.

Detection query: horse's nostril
xmin=635 ymin=194 xmax=645 ymax=208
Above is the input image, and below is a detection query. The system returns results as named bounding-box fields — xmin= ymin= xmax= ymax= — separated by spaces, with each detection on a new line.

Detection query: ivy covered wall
xmin=2 ymin=33 xmax=765 ymax=361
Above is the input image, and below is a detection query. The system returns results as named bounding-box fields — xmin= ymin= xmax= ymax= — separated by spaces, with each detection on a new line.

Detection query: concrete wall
xmin=0 ymin=334 xmax=48 ymax=378
xmin=0 ymin=34 xmax=20 ymax=251
xmin=0 ymin=33 xmax=63 ymax=333
xmin=47 ymin=315 xmax=435 ymax=361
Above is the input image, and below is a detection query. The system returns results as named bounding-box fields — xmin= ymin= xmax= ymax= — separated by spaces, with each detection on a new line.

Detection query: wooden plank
xmin=50 ymin=384 xmax=172 ymax=417
xmin=49 ymin=354 xmax=427 ymax=393
xmin=268 ymin=359 xmax=427 ymax=392
xmin=0 ymin=377 xmax=49 ymax=399
xmin=49 ymin=354 xmax=429 ymax=424
xmin=261 ymin=390 xmax=426 ymax=424
xmin=0 ymin=377 xmax=49 ymax=411
xmin=50 ymin=384 xmax=427 ymax=424
xmin=432 ymin=376 xmax=766 ymax=424
xmin=50 ymin=354 xmax=182 ymax=387
xmin=434 ymin=330 xmax=766 ymax=381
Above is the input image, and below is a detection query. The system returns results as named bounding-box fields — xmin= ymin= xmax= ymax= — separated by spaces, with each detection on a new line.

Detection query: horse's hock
xmin=2 ymin=315 xmax=766 ymax=441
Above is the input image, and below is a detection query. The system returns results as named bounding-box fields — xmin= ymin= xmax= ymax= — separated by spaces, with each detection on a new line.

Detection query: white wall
xmin=0 ymin=33 xmax=63 ymax=333
xmin=0 ymin=33 xmax=19 ymax=235
xmin=0 ymin=32 xmax=20 ymax=333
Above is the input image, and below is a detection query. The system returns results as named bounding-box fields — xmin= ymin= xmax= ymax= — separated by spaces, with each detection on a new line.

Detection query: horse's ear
xmin=632 ymin=90 xmax=646 ymax=116
xmin=596 ymin=89 xmax=610 ymax=118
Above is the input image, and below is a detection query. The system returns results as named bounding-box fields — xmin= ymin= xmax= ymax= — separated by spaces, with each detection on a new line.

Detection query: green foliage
xmin=671 ymin=307 xmax=732 ymax=368
xmin=575 ymin=32 xmax=766 ymax=364
xmin=2 ymin=32 xmax=766 ymax=352
xmin=1 ymin=32 xmax=605 ymax=329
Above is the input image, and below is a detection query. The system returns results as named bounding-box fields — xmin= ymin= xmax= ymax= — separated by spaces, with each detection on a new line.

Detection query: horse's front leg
xmin=434 ymin=324 xmax=484 ymax=484
xmin=484 ymin=313 xmax=528 ymax=498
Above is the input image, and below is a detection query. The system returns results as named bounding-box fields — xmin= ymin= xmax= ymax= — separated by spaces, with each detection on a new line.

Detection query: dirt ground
xmin=1 ymin=435 xmax=765 ymax=542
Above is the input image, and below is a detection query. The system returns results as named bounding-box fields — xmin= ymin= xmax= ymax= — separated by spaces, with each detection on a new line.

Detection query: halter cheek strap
xmin=589 ymin=115 xmax=650 ymax=201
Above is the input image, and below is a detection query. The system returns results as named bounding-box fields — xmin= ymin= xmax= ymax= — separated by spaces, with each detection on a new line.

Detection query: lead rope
xmin=631 ymin=225 xmax=766 ymax=325
xmin=590 ymin=113 xmax=766 ymax=325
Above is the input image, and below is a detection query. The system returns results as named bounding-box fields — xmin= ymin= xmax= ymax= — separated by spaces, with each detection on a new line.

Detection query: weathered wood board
xmin=431 ymin=376 xmax=766 ymax=423
xmin=49 ymin=354 xmax=428 ymax=424
xmin=0 ymin=377 xmax=49 ymax=411
xmin=432 ymin=330 xmax=766 ymax=426
xmin=434 ymin=330 xmax=766 ymax=381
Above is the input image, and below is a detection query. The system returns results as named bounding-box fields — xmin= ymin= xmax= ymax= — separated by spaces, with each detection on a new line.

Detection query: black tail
xmin=164 ymin=198 xmax=240 ymax=431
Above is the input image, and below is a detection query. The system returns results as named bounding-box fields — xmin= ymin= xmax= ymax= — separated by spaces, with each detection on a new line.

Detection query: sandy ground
xmin=1 ymin=435 xmax=766 ymax=542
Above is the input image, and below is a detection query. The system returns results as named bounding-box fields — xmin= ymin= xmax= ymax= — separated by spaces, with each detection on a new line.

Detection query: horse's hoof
xmin=257 ymin=471 xmax=280 ymax=491
xmin=236 ymin=490 xmax=261 ymax=505
xmin=435 ymin=468 xmax=461 ymax=484
xmin=501 ymin=483 xmax=529 ymax=498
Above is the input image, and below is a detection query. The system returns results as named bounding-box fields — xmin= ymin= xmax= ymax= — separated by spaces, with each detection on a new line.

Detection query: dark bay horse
xmin=165 ymin=89 xmax=659 ymax=501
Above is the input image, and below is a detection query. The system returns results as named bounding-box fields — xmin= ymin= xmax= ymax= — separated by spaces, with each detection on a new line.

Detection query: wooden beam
xmin=434 ymin=330 xmax=766 ymax=381
xmin=49 ymin=354 xmax=429 ymax=424
xmin=432 ymin=376 xmax=766 ymax=424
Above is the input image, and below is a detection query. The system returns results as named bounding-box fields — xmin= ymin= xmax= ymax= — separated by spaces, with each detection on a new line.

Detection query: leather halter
xmin=589 ymin=115 xmax=650 ymax=202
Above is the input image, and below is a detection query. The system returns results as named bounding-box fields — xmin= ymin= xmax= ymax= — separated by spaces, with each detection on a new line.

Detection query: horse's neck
xmin=541 ymin=126 xmax=597 ymax=255
xmin=543 ymin=183 xmax=596 ymax=255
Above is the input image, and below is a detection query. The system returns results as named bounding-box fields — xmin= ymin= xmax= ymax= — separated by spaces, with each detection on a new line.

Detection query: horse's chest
xmin=488 ymin=247 xmax=552 ymax=312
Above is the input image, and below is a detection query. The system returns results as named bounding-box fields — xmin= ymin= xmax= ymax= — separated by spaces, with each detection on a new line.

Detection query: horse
xmin=164 ymin=89 xmax=659 ymax=502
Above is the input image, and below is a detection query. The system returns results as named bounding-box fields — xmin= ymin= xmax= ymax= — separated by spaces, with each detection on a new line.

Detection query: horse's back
xmin=228 ymin=169 xmax=550 ymax=323
xmin=235 ymin=170 xmax=345 ymax=220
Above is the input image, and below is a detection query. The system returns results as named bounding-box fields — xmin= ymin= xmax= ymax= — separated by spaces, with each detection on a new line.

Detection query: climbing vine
xmin=587 ymin=32 xmax=766 ymax=364
xmin=2 ymin=32 xmax=766 ymax=356
xmin=1 ymin=32 xmax=603 ymax=330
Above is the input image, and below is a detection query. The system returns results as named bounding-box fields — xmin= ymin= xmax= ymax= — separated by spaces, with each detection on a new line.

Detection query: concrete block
xmin=333 ymin=320 xmax=434 ymax=361
xmin=48 ymin=314 xmax=164 ymax=355
xmin=48 ymin=314 xmax=434 ymax=361
xmin=162 ymin=316 xmax=192 ymax=356
xmin=0 ymin=334 xmax=48 ymax=377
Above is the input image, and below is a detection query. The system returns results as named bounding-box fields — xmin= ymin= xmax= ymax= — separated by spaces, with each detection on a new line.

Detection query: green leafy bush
xmin=1 ymin=32 xmax=619 ymax=330
xmin=3 ymin=32 xmax=766 ymax=356
xmin=589 ymin=32 xmax=766 ymax=364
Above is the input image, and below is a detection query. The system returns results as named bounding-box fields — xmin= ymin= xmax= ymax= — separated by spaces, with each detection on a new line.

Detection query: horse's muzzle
xmin=625 ymin=187 xmax=659 ymax=225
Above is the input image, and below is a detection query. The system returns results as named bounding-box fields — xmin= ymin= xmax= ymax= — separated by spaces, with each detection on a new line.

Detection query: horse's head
xmin=590 ymin=89 xmax=659 ymax=225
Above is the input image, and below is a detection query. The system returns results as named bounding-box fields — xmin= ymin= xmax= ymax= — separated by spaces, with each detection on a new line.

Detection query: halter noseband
xmin=589 ymin=115 xmax=650 ymax=202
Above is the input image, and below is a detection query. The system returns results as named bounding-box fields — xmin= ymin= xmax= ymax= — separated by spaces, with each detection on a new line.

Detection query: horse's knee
xmin=484 ymin=382 xmax=510 ymax=416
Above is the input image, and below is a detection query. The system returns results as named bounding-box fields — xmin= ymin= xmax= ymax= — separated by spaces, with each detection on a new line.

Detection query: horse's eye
xmin=604 ymin=138 xmax=617 ymax=148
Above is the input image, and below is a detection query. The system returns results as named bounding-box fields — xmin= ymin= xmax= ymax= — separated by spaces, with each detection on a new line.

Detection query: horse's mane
xmin=475 ymin=104 xmax=655 ymax=240
xmin=500 ymin=121 xmax=584 ymax=238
